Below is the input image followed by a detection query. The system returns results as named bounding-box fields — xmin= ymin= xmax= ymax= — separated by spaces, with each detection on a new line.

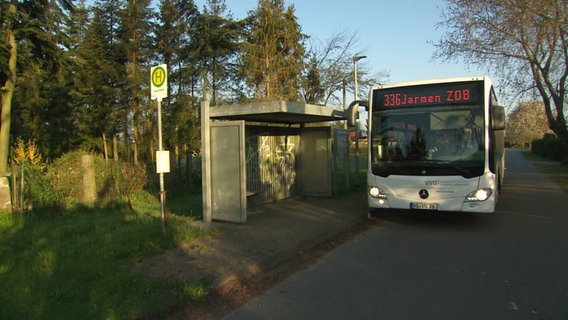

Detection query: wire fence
xmin=8 ymin=138 xmax=365 ymax=213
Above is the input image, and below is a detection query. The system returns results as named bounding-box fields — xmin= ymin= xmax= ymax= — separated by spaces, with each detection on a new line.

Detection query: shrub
xmin=45 ymin=151 xmax=148 ymax=207
xmin=120 ymin=162 xmax=147 ymax=196
xmin=13 ymin=163 xmax=58 ymax=211
xmin=531 ymin=133 xmax=564 ymax=160
xmin=14 ymin=148 xmax=163 ymax=212
xmin=13 ymin=138 xmax=44 ymax=168
xmin=46 ymin=151 xmax=105 ymax=201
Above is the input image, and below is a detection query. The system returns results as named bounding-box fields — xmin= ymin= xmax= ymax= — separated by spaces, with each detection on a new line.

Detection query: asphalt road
xmin=222 ymin=149 xmax=568 ymax=320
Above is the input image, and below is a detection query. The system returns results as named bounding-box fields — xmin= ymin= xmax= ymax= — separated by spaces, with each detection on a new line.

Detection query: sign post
xmin=151 ymin=64 xmax=168 ymax=235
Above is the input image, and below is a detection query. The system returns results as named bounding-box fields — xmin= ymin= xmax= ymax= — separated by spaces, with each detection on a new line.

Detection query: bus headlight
xmin=465 ymin=188 xmax=492 ymax=202
xmin=369 ymin=186 xmax=387 ymax=199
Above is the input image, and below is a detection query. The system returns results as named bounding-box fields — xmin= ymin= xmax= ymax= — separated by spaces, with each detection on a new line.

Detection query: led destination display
xmin=373 ymin=81 xmax=483 ymax=109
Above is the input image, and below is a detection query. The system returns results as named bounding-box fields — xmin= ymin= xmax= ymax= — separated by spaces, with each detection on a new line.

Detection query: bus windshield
xmin=370 ymin=105 xmax=485 ymax=178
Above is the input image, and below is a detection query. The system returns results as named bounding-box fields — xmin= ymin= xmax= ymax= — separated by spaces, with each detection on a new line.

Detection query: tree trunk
xmin=113 ymin=136 xmax=120 ymax=197
xmin=131 ymin=49 xmax=139 ymax=166
xmin=0 ymin=4 xmax=17 ymax=211
xmin=0 ymin=5 xmax=17 ymax=174
xmin=202 ymin=69 xmax=208 ymax=101
xmin=132 ymin=107 xmax=139 ymax=166
xmin=102 ymin=132 xmax=108 ymax=160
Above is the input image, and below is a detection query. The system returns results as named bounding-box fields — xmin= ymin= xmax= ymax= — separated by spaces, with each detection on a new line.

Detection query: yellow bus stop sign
xmin=151 ymin=64 xmax=168 ymax=100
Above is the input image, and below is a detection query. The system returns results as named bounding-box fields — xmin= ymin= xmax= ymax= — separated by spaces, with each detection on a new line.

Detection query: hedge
xmin=531 ymin=133 xmax=565 ymax=161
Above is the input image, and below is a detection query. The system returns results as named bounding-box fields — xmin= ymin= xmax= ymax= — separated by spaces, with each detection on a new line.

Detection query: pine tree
xmin=155 ymin=0 xmax=200 ymax=153
xmin=155 ymin=0 xmax=198 ymax=95
xmin=241 ymin=0 xmax=305 ymax=101
xmin=119 ymin=0 xmax=155 ymax=164
xmin=70 ymin=1 xmax=127 ymax=157
xmin=191 ymin=0 xmax=242 ymax=105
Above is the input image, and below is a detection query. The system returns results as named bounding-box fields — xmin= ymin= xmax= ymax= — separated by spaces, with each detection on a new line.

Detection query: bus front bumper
xmin=368 ymin=191 xmax=496 ymax=214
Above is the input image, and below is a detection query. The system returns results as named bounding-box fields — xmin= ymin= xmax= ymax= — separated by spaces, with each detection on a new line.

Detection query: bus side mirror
xmin=492 ymin=105 xmax=506 ymax=131
xmin=346 ymin=100 xmax=369 ymax=127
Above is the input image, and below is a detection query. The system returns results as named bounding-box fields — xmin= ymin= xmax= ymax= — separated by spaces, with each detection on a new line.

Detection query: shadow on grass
xmin=522 ymin=149 xmax=568 ymax=193
xmin=0 ymin=193 xmax=211 ymax=320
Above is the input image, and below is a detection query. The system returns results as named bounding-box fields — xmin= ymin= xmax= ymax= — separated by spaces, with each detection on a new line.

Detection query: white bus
xmin=367 ymin=76 xmax=505 ymax=214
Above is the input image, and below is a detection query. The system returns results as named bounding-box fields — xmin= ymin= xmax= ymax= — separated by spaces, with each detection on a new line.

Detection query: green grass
xmin=0 ymin=191 xmax=213 ymax=320
xmin=166 ymin=184 xmax=203 ymax=218
xmin=522 ymin=151 xmax=568 ymax=192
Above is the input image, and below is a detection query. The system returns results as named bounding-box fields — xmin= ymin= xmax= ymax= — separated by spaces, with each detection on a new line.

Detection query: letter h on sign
xmin=151 ymin=64 xmax=168 ymax=100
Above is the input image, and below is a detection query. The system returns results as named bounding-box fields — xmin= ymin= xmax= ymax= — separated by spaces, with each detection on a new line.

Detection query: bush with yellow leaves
xmin=13 ymin=138 xmax=44 ymax=169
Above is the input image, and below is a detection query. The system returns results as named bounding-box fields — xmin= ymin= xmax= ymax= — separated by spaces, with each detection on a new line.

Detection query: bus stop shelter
xmin=200 ymin=100 xmax=351 ymax=223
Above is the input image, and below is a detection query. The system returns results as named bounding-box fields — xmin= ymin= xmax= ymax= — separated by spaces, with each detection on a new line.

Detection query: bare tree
xmin=301 ymin=31 xmax=387 ymax=107
xmin=506 ymin=101 xmax=552 ymax=147
xmin=434 ymin=0 xmax=568 ymax=162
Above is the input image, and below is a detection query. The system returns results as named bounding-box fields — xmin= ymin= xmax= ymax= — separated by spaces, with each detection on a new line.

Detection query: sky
xmin=196 ymin=0 xmax=491 ymax=85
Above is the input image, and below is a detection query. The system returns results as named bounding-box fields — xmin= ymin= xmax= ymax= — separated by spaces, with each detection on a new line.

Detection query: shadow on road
xmin=370 ymin=209 xmax=491 ymax=230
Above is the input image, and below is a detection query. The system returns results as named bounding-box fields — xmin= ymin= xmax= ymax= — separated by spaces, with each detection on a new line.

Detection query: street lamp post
xmin=353 ymin=55 xmax=366 ymax=187
xmin=353 ymin=55 xmax=366 ymax=100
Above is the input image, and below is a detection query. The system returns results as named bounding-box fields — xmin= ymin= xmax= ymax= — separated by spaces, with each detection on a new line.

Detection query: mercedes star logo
xmin=419 ymin=189 xmax=429 ymax=199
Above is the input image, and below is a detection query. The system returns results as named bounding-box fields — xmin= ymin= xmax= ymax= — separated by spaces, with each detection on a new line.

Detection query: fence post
xmin=81 ymin=155 xmax=96 ymax=206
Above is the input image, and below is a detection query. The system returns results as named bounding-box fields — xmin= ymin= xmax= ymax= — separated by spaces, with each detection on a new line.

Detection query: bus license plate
xmin=410 ymin=203 xmax=439 ymax=210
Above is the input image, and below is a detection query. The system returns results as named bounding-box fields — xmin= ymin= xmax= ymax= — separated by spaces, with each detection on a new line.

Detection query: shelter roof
xmin=209 ymin=101 xmax=347 ymax=124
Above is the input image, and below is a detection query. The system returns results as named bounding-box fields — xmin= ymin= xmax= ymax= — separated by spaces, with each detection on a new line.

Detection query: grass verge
xmin=0 ymin=190 xmax=213 ymax=320
xmin=522 ymin=150 xmax=568 ymax=192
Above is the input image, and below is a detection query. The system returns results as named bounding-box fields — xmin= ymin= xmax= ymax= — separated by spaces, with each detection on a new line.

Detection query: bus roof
xmin=372 ymin=76 xmax=492 ymax=90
